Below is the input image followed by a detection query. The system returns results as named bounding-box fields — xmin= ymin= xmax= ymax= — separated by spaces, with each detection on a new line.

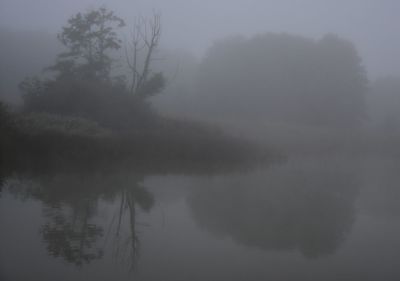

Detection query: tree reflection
xmin=112 ymin=181 xmax=154 ymax=270
xmin=41 ymin=203 xmax=103 ymax=266
xmin=6 ymin=172 xmax=154 ymax=268
xmin=188 ymin=163 xmax=359 ymax=258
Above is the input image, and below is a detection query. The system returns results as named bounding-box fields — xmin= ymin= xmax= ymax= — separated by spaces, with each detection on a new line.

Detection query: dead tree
xmin=125 ymin=13 xmax=164 ymax=99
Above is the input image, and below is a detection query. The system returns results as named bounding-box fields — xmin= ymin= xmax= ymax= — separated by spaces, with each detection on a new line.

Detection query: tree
xmin=196 ymin=33 xmax=368 ymax=127
xmin=52 ymin=7 xmax=125 ymax=80
xmin=125 ymin=13 xmax=165 ymax=99
xmin=19 ymin=8 xmax=166 ymax=131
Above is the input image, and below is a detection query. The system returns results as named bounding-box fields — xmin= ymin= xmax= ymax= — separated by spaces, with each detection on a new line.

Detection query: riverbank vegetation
xmin=0 ymin=8 xmax=269 ymax=173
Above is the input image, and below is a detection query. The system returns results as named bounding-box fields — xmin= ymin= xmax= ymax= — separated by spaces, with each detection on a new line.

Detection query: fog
xmin=1 ymin=1 xmax=400 ymax=281
xmin=1 ymin=1 xmax=400 ymax=136
xmin=1 ymin=0 xmax=400 ymax=77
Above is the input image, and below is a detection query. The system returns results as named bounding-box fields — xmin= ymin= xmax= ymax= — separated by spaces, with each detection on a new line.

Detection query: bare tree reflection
xmin=112 ymin=181 xmax=154 ymax=270
xmin=6 ymin=172 xmax=154 ymax=268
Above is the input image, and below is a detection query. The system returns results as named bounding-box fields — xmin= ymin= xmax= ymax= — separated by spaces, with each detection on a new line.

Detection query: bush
xmin=20 ymin=77 xmax=157 ymax=131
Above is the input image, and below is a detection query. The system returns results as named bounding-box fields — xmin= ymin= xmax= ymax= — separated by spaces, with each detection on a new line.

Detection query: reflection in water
xmin=3 ymin=157 xmax=400 ymax=280
xmin=360 ymin=158 xmax=400 ymax=218
xmin=4 ymin=172 xmax=154 ymax=269
xmin=113 ymin=183 xmax=154 ymax=269
xmin=188 ymin=162 xmax=359 ymax=258
xmin=41 ymin=201 xmax=103 ymax=266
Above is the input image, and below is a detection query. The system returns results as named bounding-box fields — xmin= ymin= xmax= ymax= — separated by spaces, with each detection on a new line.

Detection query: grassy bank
xmin=1 ymin=107 xmax=271 ymax=175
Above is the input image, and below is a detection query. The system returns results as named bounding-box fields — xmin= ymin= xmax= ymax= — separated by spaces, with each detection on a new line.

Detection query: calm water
xmin=1 ymin=156 xmax=400 ymax=281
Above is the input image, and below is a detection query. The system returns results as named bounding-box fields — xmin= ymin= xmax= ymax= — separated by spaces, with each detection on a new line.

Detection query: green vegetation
xmin=0 ymin=8 xmax=268 ymax=173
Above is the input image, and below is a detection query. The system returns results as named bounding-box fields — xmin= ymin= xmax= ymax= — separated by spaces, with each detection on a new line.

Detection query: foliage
xmin=6 ymin=8 xmax=269 ymax=169
xmin=20 ymin=76 xmax=156 ymax=130
xmin=197 ymin=33 xmax=368 ymax=127
xmin=19 ymin=8 xmax=165 ymax=131
xmin=52 ymin=7 xmax=125 ymax=80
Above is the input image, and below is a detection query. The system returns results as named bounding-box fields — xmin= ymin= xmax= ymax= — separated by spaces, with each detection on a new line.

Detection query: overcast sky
xmin=1 ymin=0 xmax=399 ymax=78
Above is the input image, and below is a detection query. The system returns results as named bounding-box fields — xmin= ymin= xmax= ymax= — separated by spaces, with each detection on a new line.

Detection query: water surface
xmin=1 ymin=156 xmax=400 ymax=281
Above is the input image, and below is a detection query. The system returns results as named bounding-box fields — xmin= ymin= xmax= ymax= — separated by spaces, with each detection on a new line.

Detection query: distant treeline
xmin=195 ymin=33 xmax=368 ymax=127
xmin=1 ymin=27 xmax=399 ymax=132
xmin=1 ymin=7 xmax=400 ymax=161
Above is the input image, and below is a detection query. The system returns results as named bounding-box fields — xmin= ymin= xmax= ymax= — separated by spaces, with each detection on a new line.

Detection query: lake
xmin=1 ymin=155 xmax=400 ymax=281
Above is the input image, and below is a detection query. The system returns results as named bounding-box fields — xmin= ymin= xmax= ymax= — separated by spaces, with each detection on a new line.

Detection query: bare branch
xmin=136 ymin=12 xmax=162 ymax=93
xmin=125 ymin=12 xmax=163 ymax=97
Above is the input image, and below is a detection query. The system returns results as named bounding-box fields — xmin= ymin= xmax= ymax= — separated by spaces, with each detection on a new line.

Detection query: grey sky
xmin=1 ymin=0 xmax=399 ymax=78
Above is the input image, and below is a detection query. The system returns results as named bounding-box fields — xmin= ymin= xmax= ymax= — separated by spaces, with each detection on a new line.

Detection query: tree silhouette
xmin=125 ymin=13 xmax=165 ymax=98
xmin=52 ymin=7 xmax=125 ymax=80
xmin=196 ymin=33 xmax=368 ymax=127
xmin=19 ymin=8 xmax=166 ymax=131
xmin=113 ymin=181 xmax=154 ymax=270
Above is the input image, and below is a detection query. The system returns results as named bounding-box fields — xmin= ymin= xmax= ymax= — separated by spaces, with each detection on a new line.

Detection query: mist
xmin=1 ymin=0 xmax=400 ymax=78
xmin=1 ymin=1 xmax=400 ymax=281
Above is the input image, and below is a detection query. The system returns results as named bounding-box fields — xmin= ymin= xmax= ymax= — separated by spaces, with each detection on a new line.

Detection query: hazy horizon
xmin=1 ymin=0 xmax=399 ymax=78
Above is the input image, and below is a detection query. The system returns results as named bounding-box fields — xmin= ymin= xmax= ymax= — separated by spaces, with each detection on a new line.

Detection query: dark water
xmin=1 ymin=156 xmax=400 ymax=281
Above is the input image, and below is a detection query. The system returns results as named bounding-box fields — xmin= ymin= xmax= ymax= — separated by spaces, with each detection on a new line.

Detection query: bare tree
xmin=125 ymin=13 xmax=164 ymax=99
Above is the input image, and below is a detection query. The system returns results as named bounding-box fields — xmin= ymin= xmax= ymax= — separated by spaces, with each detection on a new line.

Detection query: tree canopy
xmin=196 ymin=33 xmax=368 ymax=127
xmin=19 ymin=7 xmax=166 ymax=131
xmin=53 ymin=7 xmax=125 ymax=80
